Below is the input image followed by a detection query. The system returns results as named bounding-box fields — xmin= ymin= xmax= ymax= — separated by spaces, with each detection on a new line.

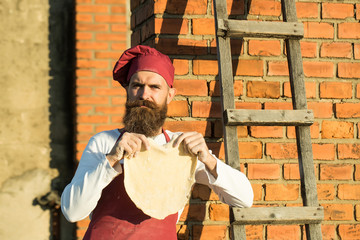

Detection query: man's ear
xmin=166 ymin=87 xmax=176 ymax=104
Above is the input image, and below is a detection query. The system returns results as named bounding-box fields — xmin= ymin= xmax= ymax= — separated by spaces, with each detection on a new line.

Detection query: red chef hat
xmin=113 ymin=45 xmax=174 ymax=88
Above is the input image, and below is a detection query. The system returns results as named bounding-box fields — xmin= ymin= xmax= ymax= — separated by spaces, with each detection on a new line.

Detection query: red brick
xmin=335 ymin=103 xmax=360 ymax=118
xmin=356 ymin=164 xmax=360 ymax=180
xmin=319 ymin=82 xmax=352 ymax=99
xmin=77 ymin=96 xmax=109 ymax=104
xmin=248 ymin=40 xmax=281 ymax=56
xmin=322 ymin=3 xmax=354 ymax=19
xmin=321 ymin=120 xmax=353 ymax=139
xmin=209 ymin=204 xmax=230 ymax=221
xmin=192 ymin=225 xmax=227 ymax=240
xmin=76 ymin=69 xmax=92 ymax=77
xmin=357 ymin=204 xmax=360 ymax=221
xmin=300 ymin=41 xmax=317 ymax=58
xmin=320 ymin=164 xmax=353 ymax=180
xmin=303 ymin=61 xmax=333 ymax=78
xmin=245 ymin=225 xmax=263 ymax=240
xmin=296 ymin=2 xmax=318 ymax=18
xmin=78 ymin=115 xmax=109 ymax=123
xmin=214 ymin=120 xmax=248 ymax=138
xmin=164 ymin=121 xmax=211 ymax=137
xmin=283 ymin=81 xmax=316 ymax=98
xmin=95 ymin=88 xmax=123 ymax=96
xmin=338 ymin=23 xmax=360 ymax=39
xmin=248 ymin=163 xmax=280 ymax=180
xmin=338 ymin=184 xmax=360 ymax=200
xmin=266 ymin=143 xmax=297 ymax=159
xmin=307 ymin=102 xmax=334 ymax=119
xmin=357 ymin=84 xmax=360 ymax=98
xmin=287 ymin=122 xmax=319 ymax=139
xmin=251 ymin=184 xmax=263 ymax=201
xmin=268 ymin=61 xmax=288 ymax=76
xmin=267 ymin=225 xmax=300 ymax=240
xmin=111 ymin=6 xmax=126 ymax=14
xmin=239 ymin=142 xmax=263 ymax=159
xmin=320 ymin=42 xmax=352 ymax=58
xmin=193 ymin=60 xmax=218 ymax=75
xmin=111 ymin=96 xmax=127 ymax=105
xmin=96 ymin=125 xmax=123 ymax=133
xmin=321 ymin=224 xmax=336 ymax=240
xmin=77 ymin=51 xmax=92 ymax=59
xmin=210 ymin=39 xmax=244 ymax=55
xmin=95 ymin=106 xmax=125 ymax=115
xmin=111 ymin=115 xmax=124 ymax=123
xmin=77 ymin=106 xmax=92 ymax=114
xmin=77 ymin=60 xmax=109 ymax=69
xmin=317 ymin=184 xmax=335 ymax=200
xmin=338 ymin=144 xmax=360 ymax=159
xmin=76 ymin=87 xmax=92 ymax=96
xmin=312 ymin=143 xmax=335 ymax=160
xmin=304 ymin=22 xmax=334 ymax=39
xmin=355 ymin=44 xmax=360 ymax=59
xmin=76 ymin=23 xmax=108 ymax=31
xmin=155 ymin=18 xmax=188 ymax=35
xmin=284 ymin=164 xmax=300 ymax=180
xmin=192 ymin=183 xmax=219 ymax=201
xmin=339 ymin=225 xmax=360 ymax=240
xmin=192 ymin=101 xmax=221 ymax=118
xmin=154 ymin=0 xmax=208 ymax=15
xmin=96 ymin=33 xmax=126 ymax=41
xmin=76 ymin=42 xmax=108 ymax=50
xmin=167 ymin=101 xmax=189 ymax=117
xmin=233 ymin=60 xmax=263 ymax=76
xmin=173 ymin=79 xmax=207 ymax=96
xmin=248 ymin=0 xmax=281 ymax=16
xmin=77 ymin=133 xmax=93 ymax=142
xmin=236 ymin=102 xmax=262 ymax=110
xmin=264 ymin=102 xmax=292 ymax=110
xmin=95 ymin=0 xmax=126 ymax=3
xmin=76 ymin=14 xmax=93 ymax=23
xmin=111 ymin=24 xmax=127 ymax=32
xmin=250 ymin=126 xmax=283 ymax=138
xmin=95 ymin=15 xmax=125 ymax=23
xmin=322 ymin=204 xmax=353 ymax=221
xmin=173 ymin=59 xmax=189 ymax=75
xmin=357 ymin=4 xmax=360 ymax=20
xmin=111 ymin=42 xmax=127 ymax=50
xmin=192 ymin=18 xmax=215 ymax=35
xmin=265 ymin=184 xmax=299 ymax=201
xmin=209 ymin=80 xmax=243 ymax=97
xmin=95 ymin=51 xmax=121 ymax=59
xmin=76 ymin=5 xmax=109 ymax=13
xmin=247 ymin=81 xmax=280 ymax=98
xmin=76 ymin=32 xmax=93 ymax=40
xmin=338 ymin=63 xmax=360 ymax=78
xmin=77 ymin=124 xmax=94 ymax=133
xmin=179 ymin=204 xmax=206 ymax=221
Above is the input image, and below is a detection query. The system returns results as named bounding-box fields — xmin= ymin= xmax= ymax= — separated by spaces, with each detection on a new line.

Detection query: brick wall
xmin=74 ymin=0 xmax=360 ymax=239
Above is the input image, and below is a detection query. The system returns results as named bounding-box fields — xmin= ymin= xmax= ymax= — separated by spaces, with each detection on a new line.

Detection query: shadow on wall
xmin=153 ymin=0 xmax=250 ymax=239
xmin=47 ymin=0 xmax=76 ymax=239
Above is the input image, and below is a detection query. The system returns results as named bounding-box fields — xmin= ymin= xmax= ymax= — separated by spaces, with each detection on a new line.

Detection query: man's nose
xmin=139 ymin=86 xmax=150 ymax=100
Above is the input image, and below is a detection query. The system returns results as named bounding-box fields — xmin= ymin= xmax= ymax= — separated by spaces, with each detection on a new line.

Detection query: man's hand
xmin=106 ymin=132 xmax=150 ymax=169
xmin=173 ymin=132 xmax=218 ymax=178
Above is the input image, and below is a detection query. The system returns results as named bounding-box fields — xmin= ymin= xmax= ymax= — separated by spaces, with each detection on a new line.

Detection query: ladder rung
xmin=217 ymin=19 xmax=304 ymax=39
xmin=232 ymin=207 xmax=324 ymax=225
xmin=224 ymin=109 xmax=314 ymax=126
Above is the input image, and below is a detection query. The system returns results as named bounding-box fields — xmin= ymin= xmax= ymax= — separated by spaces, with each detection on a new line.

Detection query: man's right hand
xmin=106 ymin=132 xmax=150 ymax=168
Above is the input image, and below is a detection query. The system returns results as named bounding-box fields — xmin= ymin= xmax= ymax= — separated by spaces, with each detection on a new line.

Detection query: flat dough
xmin=124 ymin=138 xmax=197 ymax=219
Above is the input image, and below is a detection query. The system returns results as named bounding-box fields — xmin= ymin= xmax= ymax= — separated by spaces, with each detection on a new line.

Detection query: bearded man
xmin=61 ymin=45 xmax=253 ymax=240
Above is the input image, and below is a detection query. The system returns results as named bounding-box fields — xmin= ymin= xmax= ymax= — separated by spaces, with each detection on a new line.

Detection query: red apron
xmin=83 ymin=130 xmax=178 ymax=240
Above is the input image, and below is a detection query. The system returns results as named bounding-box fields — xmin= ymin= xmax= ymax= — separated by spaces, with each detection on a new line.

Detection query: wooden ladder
xmin=212 ymin=0 xmax=324 ymax=239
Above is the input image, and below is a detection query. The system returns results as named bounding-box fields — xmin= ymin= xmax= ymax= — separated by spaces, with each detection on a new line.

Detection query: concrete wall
xmin=0 ymin=0 xmax=55 ymax=239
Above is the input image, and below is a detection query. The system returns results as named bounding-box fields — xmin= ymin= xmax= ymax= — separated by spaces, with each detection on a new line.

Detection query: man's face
xmin=123 ymin=71 xmax=176 ymax=136
xmin=127 ymin=71 xmax=175 ymax=107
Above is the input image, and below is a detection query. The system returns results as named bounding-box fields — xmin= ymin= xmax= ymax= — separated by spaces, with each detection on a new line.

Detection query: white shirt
xmin=61 ymin=129 xmax=253 ymax=223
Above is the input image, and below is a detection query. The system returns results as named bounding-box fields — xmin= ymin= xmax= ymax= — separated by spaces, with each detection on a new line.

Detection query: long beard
xmin=123 ymin=100 xmax=167 ymax=137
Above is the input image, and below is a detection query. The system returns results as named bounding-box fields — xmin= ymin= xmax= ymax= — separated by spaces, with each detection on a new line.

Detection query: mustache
xmin=126 ymin=100 xmax=158 ymax=109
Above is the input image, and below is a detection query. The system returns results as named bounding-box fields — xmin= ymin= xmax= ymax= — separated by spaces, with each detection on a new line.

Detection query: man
xmin=61 ymin=45 xmax=253 ymax=239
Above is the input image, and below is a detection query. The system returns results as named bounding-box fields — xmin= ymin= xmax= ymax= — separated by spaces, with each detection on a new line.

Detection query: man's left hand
xmin=173 ymin=132 xmax=218 ymax=178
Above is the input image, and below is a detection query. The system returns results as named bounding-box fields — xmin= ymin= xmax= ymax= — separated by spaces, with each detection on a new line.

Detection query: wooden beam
xmin=224 ymin=109 xmax=314 ymax=126
xmin=217 ymin=19 xmax=304 ymax=39
xmin=232 ymin=207 xmax=324 ymax=225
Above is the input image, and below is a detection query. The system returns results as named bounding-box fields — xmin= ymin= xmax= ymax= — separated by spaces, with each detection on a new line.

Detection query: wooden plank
xmin=224 ymin=109 xmax=314 ymax=126
xmin=232 ymin=207 xmax=324 ymax=225
xmin=231 ymin=225 xmax=246 ymax=240
xmin=282 ymin=0 xmax=323 ymax=239
xmin=217 ymin=19 xmax=304 ymax=39
xmin=213 ymin=0 xmax=240 ymax=170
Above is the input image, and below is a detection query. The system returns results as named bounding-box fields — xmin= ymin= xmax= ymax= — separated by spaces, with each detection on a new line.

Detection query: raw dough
xmin=124 ymin=138 xmax=197 ymax=219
